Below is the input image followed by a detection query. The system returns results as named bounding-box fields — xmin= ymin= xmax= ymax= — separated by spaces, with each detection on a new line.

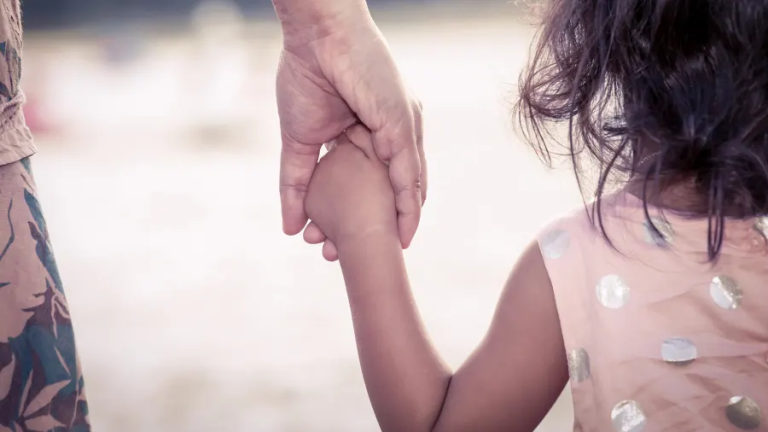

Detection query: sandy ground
xmin=23 ymin=9 xmax=582 ymax=432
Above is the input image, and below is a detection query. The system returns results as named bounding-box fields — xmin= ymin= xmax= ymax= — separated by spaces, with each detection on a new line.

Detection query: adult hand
xmin=274 ymin=1 xmax=426 ymax=260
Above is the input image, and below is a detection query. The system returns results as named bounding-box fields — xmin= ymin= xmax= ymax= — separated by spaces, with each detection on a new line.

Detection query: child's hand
xmin=304 ymin=125 xmax=398 ymax=257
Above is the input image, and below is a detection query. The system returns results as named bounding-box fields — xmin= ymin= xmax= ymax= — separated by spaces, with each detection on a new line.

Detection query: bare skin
xmin=271 ymin=0 xmax=426 ymax=261
xmin=305 ymin=126 xmax=569 ymax=432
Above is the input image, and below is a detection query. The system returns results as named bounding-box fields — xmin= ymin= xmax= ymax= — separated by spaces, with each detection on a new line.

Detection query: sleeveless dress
xmin=0 ymin=2 xmax=90 ymax=430
xmin=539 ymin=192 xmax=768 ymax=432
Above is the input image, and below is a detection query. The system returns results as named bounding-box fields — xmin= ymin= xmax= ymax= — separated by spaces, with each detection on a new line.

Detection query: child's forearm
xmin=338 ymin=231 xmax=451 ymax=432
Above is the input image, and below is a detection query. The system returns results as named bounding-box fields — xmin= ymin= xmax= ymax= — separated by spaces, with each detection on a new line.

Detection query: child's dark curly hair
xmin=515 ymin=0 xmax=768 ymax=259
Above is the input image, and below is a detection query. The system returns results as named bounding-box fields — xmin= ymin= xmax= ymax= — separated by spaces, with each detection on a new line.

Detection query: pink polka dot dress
xmin=538 ymin=192 xmax=768 ymax=431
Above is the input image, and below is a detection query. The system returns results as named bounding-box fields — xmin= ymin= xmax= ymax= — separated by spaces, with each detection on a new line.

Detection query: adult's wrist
xmin=273 ymin=0 xmax=372 ymax=47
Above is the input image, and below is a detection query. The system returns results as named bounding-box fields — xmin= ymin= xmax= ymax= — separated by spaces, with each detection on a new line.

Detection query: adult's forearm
xmin=272 ymin=0 xmax=371 ymax=39
xmin=338 ymin=232 xmax=452 ymax=432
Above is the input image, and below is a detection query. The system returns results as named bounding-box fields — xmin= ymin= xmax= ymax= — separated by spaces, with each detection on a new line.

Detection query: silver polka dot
xmin=756 ymin=217 xmax=768 ymax=238
xmin=726 ymin=396 xmax=762 ymax=430
xmin=611 ymin=400 xmax=647 ymax=432
xmin=710 ymin=276 xmax=743 ymax=310
xmin=661 ymin=337 xmax=697 ymax=365
xmin=567 ymin=348 xmax=591 ymax=383
xmin=643 ymin=218 xmax=674 ymax=247
xmin=596 ymin=275 xmax=631 ymax=309
xmin=540 ymin=229 xmax=570 ymax=259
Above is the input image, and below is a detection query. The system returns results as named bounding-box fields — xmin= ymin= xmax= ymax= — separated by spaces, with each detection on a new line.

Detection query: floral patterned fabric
xmin=0 ymin=0 xmax=35 ymax=167
xmin=0 ymin=160 xmax=89 ymax=432
xmin=0 ymin=1 xmax=89 ymax=431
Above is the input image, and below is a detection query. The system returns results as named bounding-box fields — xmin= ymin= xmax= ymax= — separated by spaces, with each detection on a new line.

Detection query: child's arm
xmin=338 ymin=234 xmax=568 ymax=432
xmin=304 ymin=125 xmax=568 ymax=432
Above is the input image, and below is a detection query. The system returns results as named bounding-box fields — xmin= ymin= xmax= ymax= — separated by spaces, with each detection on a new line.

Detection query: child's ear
xmin=344 ymin=124 xmax=377 ymax=159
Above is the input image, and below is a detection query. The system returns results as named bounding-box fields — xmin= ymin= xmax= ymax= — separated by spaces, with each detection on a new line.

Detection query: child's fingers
xmin=322 ymin=240 xmax=339 ymax=262
xmin=304 ymin=222 xmax=338 ymax=261
xmin=303 ymin=222 xmax=327 ymax=244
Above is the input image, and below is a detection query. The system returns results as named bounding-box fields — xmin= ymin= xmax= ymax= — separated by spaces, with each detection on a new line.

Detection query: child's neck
xmin=625 ymin=177 xmax=753 ymax=219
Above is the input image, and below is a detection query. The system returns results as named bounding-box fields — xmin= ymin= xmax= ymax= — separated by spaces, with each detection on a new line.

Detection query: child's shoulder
xmin=538 ymin=204 xmax=593 ymax=233
xmin=536 ymin=204 xmax=598 ymax=261
xmin=537 ymin=192 xmax=645 ymax=260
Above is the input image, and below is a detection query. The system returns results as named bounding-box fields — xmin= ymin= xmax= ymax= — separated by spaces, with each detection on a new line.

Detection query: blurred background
xmin=21 ymin=0 xmax=582 ymax=431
